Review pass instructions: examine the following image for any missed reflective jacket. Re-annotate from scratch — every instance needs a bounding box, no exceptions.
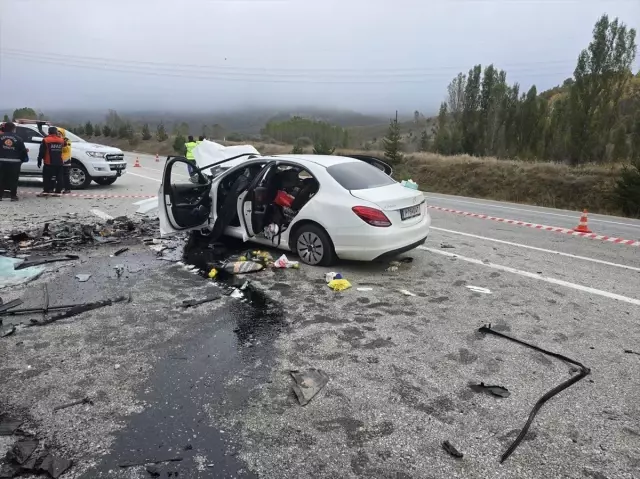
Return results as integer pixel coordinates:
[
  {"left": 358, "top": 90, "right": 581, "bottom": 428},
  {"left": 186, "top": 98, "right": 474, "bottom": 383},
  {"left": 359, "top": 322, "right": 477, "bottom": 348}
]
[
  {"left": 185, "top": 141, "right": 197, "bottom": 161},
  {"left": 0, "top": 132, "right": 29, "bottom": 163},
  {"left": 57, "top": 128, "right": 72, "bottom": 162},
  {"left": 38, "top": 134, "right": 65, "bottom": 166}
]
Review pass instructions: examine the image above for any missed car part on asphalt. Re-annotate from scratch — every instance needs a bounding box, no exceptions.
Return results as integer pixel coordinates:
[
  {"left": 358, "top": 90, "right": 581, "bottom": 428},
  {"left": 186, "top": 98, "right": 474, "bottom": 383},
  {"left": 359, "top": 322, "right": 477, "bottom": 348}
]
[
  {"left": 181, "top": 294, "right": 222, "bottom": 308},
  {"left": 0, "top": 299, "right": 23, "bottom": 314},
  {"left": 30, "top": 294, "right": 131, "bottom": 326},
  {"left": 15, "top": 255, "right": 79, "bottom": 270},
  {"left": 113, "top": 247, "right": 129, "bottom": 256},
  {"left": 74, "top": 274, "right": 91, "bottom": 282},
  {"left": 442, "top": 440, "right": 463, "bottom": 458},
  {"left": 440, "top": 242, "right": 455, "bottom": 248},
  {"left": 0, "top": 325, "right": 16, "bottom": 338},
  {"left": 290, "top": 369, "right": 329, "bottom": 406},
  {"left": 53, "top": 397, "right": 93, "bottom": 412},
  {"left": 624, "top": 349, "right": 640, "bottom": 356},
  {"left": 0, "top": 257, "right": 45, "bottom": 289},
  {"left": 468, "top": 382, "right": 511, "bottom": 398},
  {"left": 7, "top": 439, "right": 39, "bottom": 465},
  {"left": 466, "top": 285, "right": 492, "bottom": 294},
  {"left": 399, "top": 289, "right": 416, "bottom": 297},
  {"left": 478, "top": 324, "right": 591, "bottom": 463},
  {"left": 0, "top": 415, "right": 22, "bottom": 436},
  {"left": 118, "top": 457, "right": 183, "bottom": 468}
]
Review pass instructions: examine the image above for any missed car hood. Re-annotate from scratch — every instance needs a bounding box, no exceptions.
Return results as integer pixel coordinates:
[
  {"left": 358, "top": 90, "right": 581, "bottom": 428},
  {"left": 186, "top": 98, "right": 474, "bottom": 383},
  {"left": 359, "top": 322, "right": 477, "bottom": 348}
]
[
  {"left": 351, "top": 183, "right": 425, "bottom": 211},
  {"left": 194, "top": 140, "right": 260, "bottom": 172},
  {"left": 74, "top": 142, "right": 123, "bottom": 154}
]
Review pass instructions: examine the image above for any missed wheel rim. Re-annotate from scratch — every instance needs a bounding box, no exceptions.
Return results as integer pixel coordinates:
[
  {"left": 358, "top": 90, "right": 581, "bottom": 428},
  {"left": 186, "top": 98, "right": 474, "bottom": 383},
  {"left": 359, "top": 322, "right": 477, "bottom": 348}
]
[
  {"left": 297, "top": 231, "right": 324, "bottom": 265},
  {"left": 69, "top": 167, "right": 86, "bottom": 187}
]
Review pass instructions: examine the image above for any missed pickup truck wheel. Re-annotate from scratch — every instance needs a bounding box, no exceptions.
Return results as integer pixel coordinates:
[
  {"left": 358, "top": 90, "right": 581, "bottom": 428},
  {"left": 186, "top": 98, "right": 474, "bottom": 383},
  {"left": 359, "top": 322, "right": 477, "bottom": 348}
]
[
  {"left": 94, "top": 177, "right": 117, "bottom": 186},
  {"left": 69, "top": 161, "right": 92, "bottom": 189}
]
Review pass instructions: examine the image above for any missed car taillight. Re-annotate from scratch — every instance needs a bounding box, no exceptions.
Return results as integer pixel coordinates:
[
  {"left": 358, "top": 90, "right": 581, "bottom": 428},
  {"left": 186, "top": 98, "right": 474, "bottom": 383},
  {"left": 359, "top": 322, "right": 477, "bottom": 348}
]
[{"left": 352, "top": 206, "right": 391, "bottom": 227}]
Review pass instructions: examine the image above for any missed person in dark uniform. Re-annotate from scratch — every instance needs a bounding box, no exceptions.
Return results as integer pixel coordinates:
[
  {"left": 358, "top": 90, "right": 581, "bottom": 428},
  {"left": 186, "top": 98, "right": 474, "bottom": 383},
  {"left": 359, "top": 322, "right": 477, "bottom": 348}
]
[
  {"left": 0, "top": 122, "right": 29, "bottom": 201},
  {"left": 37, "top": 126, "right": 65, "bottom": 196}
]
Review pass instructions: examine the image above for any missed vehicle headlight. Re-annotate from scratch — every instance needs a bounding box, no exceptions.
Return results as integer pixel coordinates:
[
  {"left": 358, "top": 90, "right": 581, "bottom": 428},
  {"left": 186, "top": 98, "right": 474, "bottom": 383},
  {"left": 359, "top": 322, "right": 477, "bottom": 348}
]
[{"left": 86, "top": 151, "right": 106, "bottom": 158}]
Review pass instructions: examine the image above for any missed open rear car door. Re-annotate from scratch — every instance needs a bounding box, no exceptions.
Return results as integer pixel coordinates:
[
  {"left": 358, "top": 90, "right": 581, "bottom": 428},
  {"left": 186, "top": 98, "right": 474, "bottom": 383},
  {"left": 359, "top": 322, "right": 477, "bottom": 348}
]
[
  {"left": 237, "top": 162, "right": 276, "bottom": 241},
  {"left": 158, "top": 157, "right": 213, "bottom": 235},
  {"left": 346, "top": 154, "right": 393, "bottom": 177}
]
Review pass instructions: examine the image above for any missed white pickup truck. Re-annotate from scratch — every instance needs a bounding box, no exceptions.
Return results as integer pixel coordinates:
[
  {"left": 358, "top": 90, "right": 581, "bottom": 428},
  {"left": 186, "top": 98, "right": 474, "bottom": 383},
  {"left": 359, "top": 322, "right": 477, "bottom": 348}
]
[{"left": 6, "top": 119, "right": 128, "bottom": 189}]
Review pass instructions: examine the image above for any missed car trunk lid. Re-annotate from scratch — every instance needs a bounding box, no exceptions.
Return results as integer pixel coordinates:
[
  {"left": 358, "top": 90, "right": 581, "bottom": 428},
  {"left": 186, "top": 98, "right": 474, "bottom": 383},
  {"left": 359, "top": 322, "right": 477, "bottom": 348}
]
[{"left": 350, "top": 184, "right": 426, "bottom": 227}]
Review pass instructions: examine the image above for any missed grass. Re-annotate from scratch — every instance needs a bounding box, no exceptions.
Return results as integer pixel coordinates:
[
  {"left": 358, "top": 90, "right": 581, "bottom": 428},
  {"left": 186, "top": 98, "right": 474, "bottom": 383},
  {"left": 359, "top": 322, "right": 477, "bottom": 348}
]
[{"left": 95, "top": 136, "right": 626, "bottom": 216}]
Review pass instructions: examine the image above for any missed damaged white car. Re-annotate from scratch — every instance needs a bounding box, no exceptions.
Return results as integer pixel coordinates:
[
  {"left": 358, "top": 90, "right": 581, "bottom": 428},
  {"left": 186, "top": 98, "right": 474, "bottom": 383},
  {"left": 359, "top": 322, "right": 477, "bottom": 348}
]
[{"left": 157, "top": 141, "right": 431, "bottom": 266}]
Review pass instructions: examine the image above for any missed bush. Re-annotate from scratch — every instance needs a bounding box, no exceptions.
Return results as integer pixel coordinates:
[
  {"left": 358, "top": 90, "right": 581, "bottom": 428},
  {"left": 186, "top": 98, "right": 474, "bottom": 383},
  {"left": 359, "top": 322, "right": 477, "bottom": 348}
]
[
  {"left": 128, "top": 134, "right": 141, "bottom": 147},
  {"left": 614, "top": 159, "right": 640, "bottom": 217},
  {"left": 312, "top": 139, "right": 335, "bottom": 155},
  {"left": 226, "top": 132, "right": 243, "bottom": 142},
  {"left": 291, "top": 144, "right": 304, "bottom": 154},
  {"left": 173, "top": 134, "right": 186, "bottom": 154}
]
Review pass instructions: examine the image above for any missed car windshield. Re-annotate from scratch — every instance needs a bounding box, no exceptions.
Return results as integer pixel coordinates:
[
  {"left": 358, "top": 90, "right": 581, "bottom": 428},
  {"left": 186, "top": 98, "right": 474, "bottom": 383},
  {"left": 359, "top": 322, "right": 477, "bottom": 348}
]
[
  {"left": 327, "top": 162, "right": 396, "bottom": 190},
  {"left": 62, "top": 130, "right": 86, "bottom": 143}
]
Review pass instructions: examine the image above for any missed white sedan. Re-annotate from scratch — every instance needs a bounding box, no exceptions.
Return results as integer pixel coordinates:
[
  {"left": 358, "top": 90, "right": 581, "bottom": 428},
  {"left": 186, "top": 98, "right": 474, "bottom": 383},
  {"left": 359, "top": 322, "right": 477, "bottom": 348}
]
[{"left": 158, "top": 144, "right": 431, "bottom": 266}]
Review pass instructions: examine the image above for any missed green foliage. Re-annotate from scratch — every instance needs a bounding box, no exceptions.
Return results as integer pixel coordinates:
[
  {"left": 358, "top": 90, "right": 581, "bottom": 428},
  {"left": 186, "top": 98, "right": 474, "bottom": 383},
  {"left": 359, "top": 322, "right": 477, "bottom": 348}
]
[
  {"left": 105, "top": 109, "right": 123, "bottom": 129},
  {"left": 173, "top": 134, "right": 187, "bottom": 154},
  {"left": 102, "top": 125, "right": 112, "bottom": 137},
  {"left": 419, "top": 130, "right": 430, "bottom": 152},
  {"left": 93, "top": 124, "right": 102, "bottom": 137},
  {"left": 84, "top": 121, "right": 94, "bottom": 137},
  {"left": 142, "top": 123, "right": 152, "bottom": 141},
  {"left": 12, "top": 107, "right": 37, "bottom": 120},
  {"left": 262, "top": 116, "right": 347, "bottom": 148},
  {"left": 3, "top": 114, "right": 10, "bottom": 122},
  {"left": 291, "top": 143, "right": 304, "bottom": 154},
  {"left": 226, "top": 132, "right": 243, "bottom": 142},
  {"left": 383, "top": 112, "right": 403, "bottom": 164},
  {"left": 74, "top": 125, "right": 85, "bottom": 136},
  {"left": 614, "top": 158, "right": 640, "bottom": 216},
  {"left": 312, "top": 139, "right": 335, "bottom": 155},
  {"left": 156, "top": 122, "right": 168, "bottom": 142}
]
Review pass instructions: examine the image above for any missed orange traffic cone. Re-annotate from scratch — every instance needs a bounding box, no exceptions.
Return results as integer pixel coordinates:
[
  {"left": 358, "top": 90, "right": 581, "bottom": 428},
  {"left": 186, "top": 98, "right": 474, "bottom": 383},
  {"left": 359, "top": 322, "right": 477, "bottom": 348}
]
[
  {"left": 133, "top": 157, "right": 141, "bottom": 168},
  {"left": 155, "top": 154, "right": 159, "bottom": 162},
  {"left": 574, "top": 209, "right": 592, "bottom": 233}
]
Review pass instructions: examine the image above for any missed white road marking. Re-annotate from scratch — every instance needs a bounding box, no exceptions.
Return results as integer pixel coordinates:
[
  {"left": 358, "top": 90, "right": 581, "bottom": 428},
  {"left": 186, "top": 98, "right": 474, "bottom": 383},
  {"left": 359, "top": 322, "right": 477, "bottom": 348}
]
[
  {"left": 90, "top": 209, "right": 114, "bottom": 220},
  {"left": 419, "top": 246, "right": 640, "bottom": 307},
  {"left": 430, "top": 226, "right": 640, "bottom": 273},
  {"left": 126, "top": 171, "right": 162, "bottom": 183},
  {"left": 426, "top": 195, "right": 640, "bottom": 229}
]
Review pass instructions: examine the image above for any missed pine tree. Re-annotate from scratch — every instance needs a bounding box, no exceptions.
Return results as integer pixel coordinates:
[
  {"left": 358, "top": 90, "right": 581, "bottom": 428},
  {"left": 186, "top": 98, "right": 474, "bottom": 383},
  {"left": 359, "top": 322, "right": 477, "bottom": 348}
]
[
  {"left": 102, "top": 125, "right": 112, "bottom": 137},
  {"left": 93, "top": 124, "right": 102, "bottom": 137},
  {"left": 84, "top": 121, "right": 94, "bottom": 137},
  {"left": 173, "top": 134, "right": 186, "bottom": 154},
  {"left": 419, "top": 130, "right": 429, "bottom": 152},
  {"left": 2, "top": 114, "right": 9, "bottom": 122},
  {"left": 156, "top": 122, "right": 168, "bottom": 142},
  {"left": 382, "top": 111, "right": 403, "bottom": 164},
  {"left": 142, "top": 123, "right": 152, "bottom": 141},
  {"left": 433, "top": 103, "right": 451, "bottom": 154},
  {"left": 312, "top": 139, "right": 335, "bottom": 155}
]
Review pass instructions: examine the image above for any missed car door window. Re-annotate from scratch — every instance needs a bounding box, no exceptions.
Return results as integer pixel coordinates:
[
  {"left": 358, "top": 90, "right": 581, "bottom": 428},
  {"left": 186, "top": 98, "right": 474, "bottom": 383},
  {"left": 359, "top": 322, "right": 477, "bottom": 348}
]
[
  {"left": 162, "top": 158, "right": 212, "bottom": 230},
  {"left": 15, "top": 126, "right": 42, "bottom": 143}
]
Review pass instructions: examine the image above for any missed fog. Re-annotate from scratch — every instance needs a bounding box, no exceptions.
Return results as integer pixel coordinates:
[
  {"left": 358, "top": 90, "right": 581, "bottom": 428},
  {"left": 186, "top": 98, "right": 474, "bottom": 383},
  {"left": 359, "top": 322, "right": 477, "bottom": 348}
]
[{"left": 1, "top": 0, "right": 638, "bottom": 115}]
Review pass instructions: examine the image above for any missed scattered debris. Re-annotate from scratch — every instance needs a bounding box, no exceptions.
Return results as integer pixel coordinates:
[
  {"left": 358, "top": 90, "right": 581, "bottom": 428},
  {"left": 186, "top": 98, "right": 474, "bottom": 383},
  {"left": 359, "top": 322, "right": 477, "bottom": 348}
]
[
  {"left": 31, "top": 294, "right": 131, "bottom": 326},
  {"left": 478, "top": 324, "right": 590, "bottom": 463},
  {"left": 0, "top": 325, "right": 16, "bottom": 337},
  {"left": 2, "top": 439, "right": 73, "bottom": 479},
  {"left": 399, "top": 257, "right": 414, "bottom": 263},
  {"left": 0, "top": 257, "right": 45, "bottom": 289},
  {"left": 53, "top": 397, "right": 93, "bottom": 412},
  {"left": 0, "top": 415, "right": 22, "bottom": 435},
  {"left": 442, "top": 440, "right": 463, "bottom": 458},
  {"left": 469, "top": 382, "right": 511, "bottom": 398},
  {"left": 146, "top": 465, "right": 161, "bottom": 477},
  {"left": 440, "top": 243, "right": 455, "bottom": 249},
  {"left": 119, "top": 457, "right": 183, "bottom": 468},
  {"left": 385, "top": 262, "right": 399, "bottom": 272},
  {"left": 114, "top": 264, "right": 125, "bottom": 278},
  {"left": 222, "top": 261, "right": 264, "bottom": 274},
  {"left": 112, "top": 247, "right": 129, "bottom": 257},
  {"left": 37, "top": 454, "right": 73, "bottom": 478},
  {"left": 356, "top": 287, "right": 373, "bottom": 292},
  {"left": 466, "top": 285, "right": 492, "bottom": 294},
  {"left": 273, "top": 254, "right": 299, "bottom": 269},
  {"left": 7, "top": 439, "right": 39, "bottom": 465},
  {"left": 328, "top": 279, "right": 351, "bottom": 291},
  {"left": 229, "top": 289, "right": 244, "bottom": 299},
  {"left": 15, "top": 255, "right": 78, "bottom": 270},
  {"left": 181, "top": 294, "right": 221, "bottom": 308},
  {"left": 208, "top": 268, "right": 218, "bottom": 279},
  {"left": 401, "top": 179, "right": 418, "bottom": 190},
  {"left": 624, "top": 349, "right": 640, "bottom": 356},
  {"left": 290, "top": 369, "right": 329, "bottom": 406},
  {"left": 0, "top": 298, "right": 23, "bottom": 314},
  {"left": 75, "top": 274, "right": 91, "bottom": 282},
  {"left": 399, "top": 289, "right": 416, "bottom": 297},
  {"left": 325, "top": 272, "right": 342, "bottom": 283}
]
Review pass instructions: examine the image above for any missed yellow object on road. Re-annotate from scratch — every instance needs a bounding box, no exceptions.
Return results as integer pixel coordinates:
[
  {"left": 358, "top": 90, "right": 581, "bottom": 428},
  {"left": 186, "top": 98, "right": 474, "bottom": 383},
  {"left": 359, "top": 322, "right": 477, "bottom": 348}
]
[
  {"left": 327, "top": 279, "right": 351, "bottom": 291},
  {"left": 208, "top": 268, "right": 218, "bottom": 279}
]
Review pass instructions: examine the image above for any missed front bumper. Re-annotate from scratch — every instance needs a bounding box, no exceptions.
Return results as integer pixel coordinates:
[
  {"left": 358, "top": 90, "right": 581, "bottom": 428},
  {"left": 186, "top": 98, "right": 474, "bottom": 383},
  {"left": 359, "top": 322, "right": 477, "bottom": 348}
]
[{"left": 85, "top": 160, "right": 127, "bottom": 177}]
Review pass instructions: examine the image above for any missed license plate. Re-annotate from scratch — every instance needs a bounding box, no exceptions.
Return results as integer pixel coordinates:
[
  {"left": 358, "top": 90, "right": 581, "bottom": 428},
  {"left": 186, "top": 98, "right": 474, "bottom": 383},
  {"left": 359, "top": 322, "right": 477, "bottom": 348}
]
[
  {"left": 111, "top": 164, "right": 126, "bottom": 170},
  {"left": 400, "top": 204, "right": 421, "bottom": 220}
]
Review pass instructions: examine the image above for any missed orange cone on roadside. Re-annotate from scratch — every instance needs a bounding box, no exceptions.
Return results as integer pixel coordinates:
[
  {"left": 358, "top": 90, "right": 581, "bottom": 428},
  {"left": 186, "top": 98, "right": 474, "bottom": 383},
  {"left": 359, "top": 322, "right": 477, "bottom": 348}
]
[
  {"left": 155, "top": 154, "right": 159, "bottom": 162},
  {"left": 133, "top": 157, "right": 141, "bottom": 168},
  {"left": 574, "top": 209, "right": 592, "bottom": 233}
]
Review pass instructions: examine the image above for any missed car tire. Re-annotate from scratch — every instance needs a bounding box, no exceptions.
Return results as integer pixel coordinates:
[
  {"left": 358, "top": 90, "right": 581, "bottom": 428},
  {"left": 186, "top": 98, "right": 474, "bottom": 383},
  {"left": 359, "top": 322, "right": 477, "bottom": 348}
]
[
  {"left": 69, "top": 161, "right": 92, "bottom": 189},
  {"left": 94, "top": 177, "right": 118, "bottom": 186},
  {"left": 291, "top": 224, "right": 335, "bottom": 266}
]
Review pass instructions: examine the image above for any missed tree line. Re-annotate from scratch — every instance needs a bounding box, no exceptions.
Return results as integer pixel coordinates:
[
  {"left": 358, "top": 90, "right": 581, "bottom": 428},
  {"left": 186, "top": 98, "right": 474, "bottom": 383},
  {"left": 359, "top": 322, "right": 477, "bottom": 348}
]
[
  {"left": 261, "top": 116, "right": 350, "bottom": 149},
  {"left": 431, "top": 14, "right": 639, "bottom": 164}
]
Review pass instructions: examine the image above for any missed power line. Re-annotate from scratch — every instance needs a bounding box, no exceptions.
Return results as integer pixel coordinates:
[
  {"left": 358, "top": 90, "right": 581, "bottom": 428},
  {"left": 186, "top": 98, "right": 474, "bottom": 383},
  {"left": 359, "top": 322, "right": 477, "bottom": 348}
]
[{"left": 0, "top": 48, "right": 577, "bottom": 75}]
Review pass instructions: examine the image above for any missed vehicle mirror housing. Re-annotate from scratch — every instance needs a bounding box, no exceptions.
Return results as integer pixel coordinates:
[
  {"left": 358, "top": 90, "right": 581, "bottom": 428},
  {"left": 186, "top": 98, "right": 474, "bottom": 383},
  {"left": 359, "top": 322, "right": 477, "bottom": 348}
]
[{"left": 254, "top": 186, "right": 269, "bottom": 204}]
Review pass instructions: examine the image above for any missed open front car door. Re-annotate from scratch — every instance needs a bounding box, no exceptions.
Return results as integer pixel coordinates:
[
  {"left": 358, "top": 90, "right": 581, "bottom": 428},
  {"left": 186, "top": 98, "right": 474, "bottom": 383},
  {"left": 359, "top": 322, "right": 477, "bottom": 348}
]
[
  {"left": 158, "top": 157, "right": 213, "bottom": 236},
  {"left": 237, "top": 162, "right": 276, "bottom": 241}
]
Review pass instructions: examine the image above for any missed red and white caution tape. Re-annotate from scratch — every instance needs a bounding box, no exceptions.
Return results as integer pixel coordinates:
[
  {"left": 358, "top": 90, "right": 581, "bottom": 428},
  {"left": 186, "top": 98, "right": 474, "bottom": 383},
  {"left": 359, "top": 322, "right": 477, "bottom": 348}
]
[
  {"left": 427, "top": 205, "right": 640, "bottom": 247},
  {"left": 20, "top": 191, "right": 157, "bottom": 199}
]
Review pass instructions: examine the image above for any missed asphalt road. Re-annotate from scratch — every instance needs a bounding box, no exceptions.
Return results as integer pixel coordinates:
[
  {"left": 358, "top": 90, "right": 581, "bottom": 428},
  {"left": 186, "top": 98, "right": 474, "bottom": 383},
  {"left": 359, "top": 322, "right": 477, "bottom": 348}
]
[{"left": 2, "top": 151, "right": 638, "bottom": 478}]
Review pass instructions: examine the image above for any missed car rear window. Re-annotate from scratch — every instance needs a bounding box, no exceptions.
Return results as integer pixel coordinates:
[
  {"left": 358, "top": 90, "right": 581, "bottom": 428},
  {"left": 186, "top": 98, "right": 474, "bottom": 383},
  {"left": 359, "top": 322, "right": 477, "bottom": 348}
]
[{"left": 327, "top": 162, "right": 396, "bottom": 190}]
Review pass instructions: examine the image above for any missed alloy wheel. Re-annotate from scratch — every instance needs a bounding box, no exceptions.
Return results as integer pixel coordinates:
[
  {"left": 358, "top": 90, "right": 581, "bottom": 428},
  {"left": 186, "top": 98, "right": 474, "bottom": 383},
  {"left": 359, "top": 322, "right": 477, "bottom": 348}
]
[{"left": 296, "top": 231, "right": 324, "bottom": 265}]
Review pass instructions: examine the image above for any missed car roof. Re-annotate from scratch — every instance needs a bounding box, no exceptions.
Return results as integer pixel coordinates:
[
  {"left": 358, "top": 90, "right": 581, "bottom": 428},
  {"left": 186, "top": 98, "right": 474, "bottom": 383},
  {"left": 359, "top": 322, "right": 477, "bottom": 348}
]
[{"left": 270, "top": 154, "right": 359, "bottom": 168}]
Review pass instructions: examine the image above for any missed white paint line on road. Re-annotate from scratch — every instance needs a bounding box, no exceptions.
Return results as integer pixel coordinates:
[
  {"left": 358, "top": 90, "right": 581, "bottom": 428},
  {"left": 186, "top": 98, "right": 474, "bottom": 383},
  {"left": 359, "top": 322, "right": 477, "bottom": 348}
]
[
  {"left": 431, "top": 226, "right": 640, "bottom": 273},
  {"left": 419, "top": 246, "right": 640, "bottom": 307},
  {"left": 427, "top": 195, "right": 640, "bottom": 229},
  {"left": 90, "top": 209, "right": 114, "bottom": 221},
  {"left": 126, "top": 171, "right": 162, "bottom": 183}
]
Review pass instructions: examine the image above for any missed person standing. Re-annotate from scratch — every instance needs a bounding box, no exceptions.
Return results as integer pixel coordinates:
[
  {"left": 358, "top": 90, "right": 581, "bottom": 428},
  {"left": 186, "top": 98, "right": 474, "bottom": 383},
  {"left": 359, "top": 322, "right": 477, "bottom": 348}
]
[
  {"left": 57, "top": 127, "right": 72, "bottom": 193},
  {"left": 184, "top": 135, "right": 198, "bottom": 177},
  {"left": 0, "top": 122, "right": 29, "bottom": 201},
  {"left": 37, "top": 126, "right": 65, "bottom": 196}
]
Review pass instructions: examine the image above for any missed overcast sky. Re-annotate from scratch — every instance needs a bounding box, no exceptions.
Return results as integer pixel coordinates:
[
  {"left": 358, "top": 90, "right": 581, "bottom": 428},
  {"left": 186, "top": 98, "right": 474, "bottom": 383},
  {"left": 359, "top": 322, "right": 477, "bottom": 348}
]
[{"left": 0, "top": 0, "right": 638, "bottom": 115}]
